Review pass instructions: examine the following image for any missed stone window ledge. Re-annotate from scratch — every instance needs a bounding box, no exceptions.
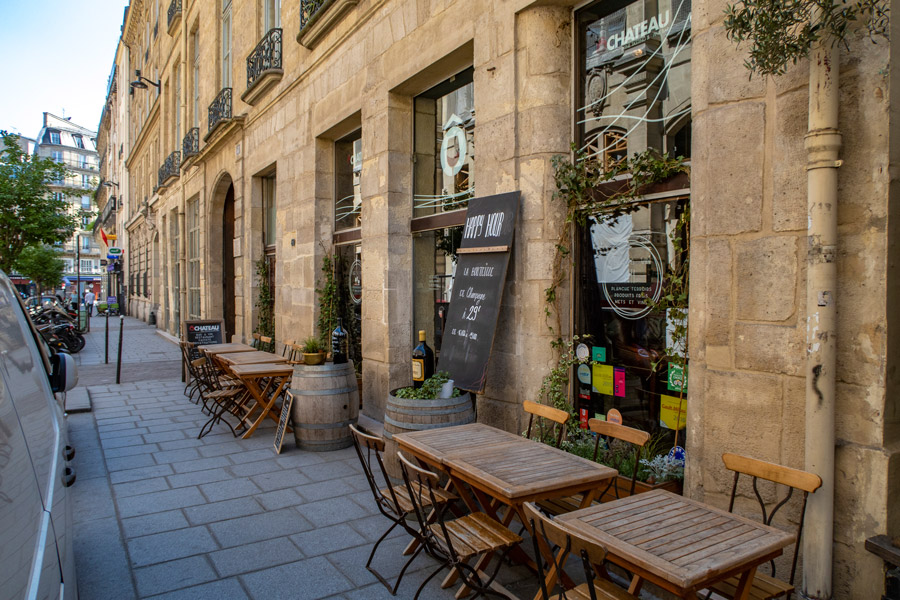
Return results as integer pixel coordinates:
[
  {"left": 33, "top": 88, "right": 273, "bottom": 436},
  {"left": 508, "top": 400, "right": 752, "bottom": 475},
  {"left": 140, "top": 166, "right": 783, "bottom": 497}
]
[
  {"left": 297, "top": 0, "right": 359, "bottom": 50},
  {"left": 241, "top": 70, "right": 283, "bottom": 105}
]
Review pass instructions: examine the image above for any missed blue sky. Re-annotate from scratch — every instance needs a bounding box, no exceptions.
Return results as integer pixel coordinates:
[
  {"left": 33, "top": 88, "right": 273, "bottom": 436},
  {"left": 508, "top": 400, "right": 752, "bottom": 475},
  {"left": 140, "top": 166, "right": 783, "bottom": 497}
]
[{"left": 0, "top": 0, "right": 128, "bottom": 138}]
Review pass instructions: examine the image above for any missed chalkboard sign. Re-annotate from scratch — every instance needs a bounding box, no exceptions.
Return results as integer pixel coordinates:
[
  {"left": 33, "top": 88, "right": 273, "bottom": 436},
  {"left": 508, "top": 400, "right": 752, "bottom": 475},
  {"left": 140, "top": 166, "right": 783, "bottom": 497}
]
[
  {"left": 438, "top": 192, "right": 519, "bottom": 393},
  {"left": 274, "top": 391, "right": 294, "bottom": 454},
  {"left": 181, "top": 320, "right": 225, "bottom": 381}
]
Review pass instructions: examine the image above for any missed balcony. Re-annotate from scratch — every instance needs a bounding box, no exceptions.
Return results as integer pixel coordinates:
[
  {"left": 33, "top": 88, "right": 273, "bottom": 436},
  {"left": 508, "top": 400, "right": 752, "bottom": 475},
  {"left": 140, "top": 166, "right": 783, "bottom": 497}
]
[
  {"left": 298, "top": 0, "right": 358, "bottom": 49},
  {"left": 158, "top": 151, "right": 181, "bottom": 189},
  {"left": 182, "top": 127, "right": 200, "bottom": 163},
  {"left": 167, "top": 0, "right": 182, "bottom": 35},
  {"left": 242, "top": 28, "right": 283, "bottom": 106},
  {"left": 206, "top": 88, "right": 233, "bottom": 141}
]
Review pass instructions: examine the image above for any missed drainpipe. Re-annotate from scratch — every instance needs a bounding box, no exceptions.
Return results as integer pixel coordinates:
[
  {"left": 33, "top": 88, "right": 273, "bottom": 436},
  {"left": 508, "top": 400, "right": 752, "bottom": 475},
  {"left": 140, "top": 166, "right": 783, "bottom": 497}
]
[{"left": 802, "top": 20, "right": 841, "bottom": 600}]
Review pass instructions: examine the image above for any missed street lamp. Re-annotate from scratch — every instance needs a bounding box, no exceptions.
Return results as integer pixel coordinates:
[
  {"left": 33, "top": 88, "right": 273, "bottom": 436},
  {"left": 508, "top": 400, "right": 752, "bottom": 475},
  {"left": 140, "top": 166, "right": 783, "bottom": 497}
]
[{"left": 130, "top": 69, "right": 160, "bottom": 91}]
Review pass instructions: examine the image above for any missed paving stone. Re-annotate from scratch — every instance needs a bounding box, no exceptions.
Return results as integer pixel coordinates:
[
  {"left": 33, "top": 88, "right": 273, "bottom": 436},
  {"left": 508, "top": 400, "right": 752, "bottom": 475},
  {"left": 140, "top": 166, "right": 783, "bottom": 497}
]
[
  {"left": 240, "top": 556, "right": 355, "bottom": 600},
  {"left": 72, "top": 476, "right": 116, "bottom": 523},
  {"left": 200, "top": 477, "right": 263, "bottom": 502},
  {"left": 122, "top": 510, "right": 191, "bottom": 539},
  {"left": 99, "top": 421, "right": 147, "bottom": 433},
  {"left": 113, "top": 476, "right": 171, "bottom": 498},
  {"left": 227, "top": 457, "right": 284, "bottom": 478},
  {"left": 249, "top": 469, "right": 312, "bottom": 492},
  {"left": 184, "top": 496, "right": 264, "bottom": 525},
  {"left": 105, "top": 444, "right": 161, "bottom": 459},
  {"left": 144, "top": 577, "right": 250, "bottom": 600},
  {"left": 197, "top": 441, "right": 245, "bottom": 458},
  {"left": 255, "top": 488, "right": 303, "bottom": 511},
  {"left": 109, "top": 464, "right": 175, "bottom": 485},
  {"left": 102, "top": 435, "right": 145, "bottom": 450},
  {"left": 107, "top": 452, "right": 158, "bottom": 472},
  {"left": 230, "top": 448, "right": 279, "bottom": 464},
  {"left": 167, "top": 467, "right": 233, "bottom": 489},
  {"left": 274, "top": 451, "right": 327, "bottom": 469},
  {"left": 295, "top": 478, "right": 359, "bottom": 503},
  {"left": 323, "top": 536, "right": 415, "bottom": 588},
  {"left": 74, "top": 517, "right": 137, "bottom": 600},
  {"left": 296, "top": 460, "right": 358, "bottom": 483},
  {"left": 171, "top": 456, "right": 232, "bottom": 473},
  {"left": 348, "top": 514, "right": 409, "bottom": 544},
  {"left": 209, "top": 537, "right": 304, "bottom": 577},
  {"left": 209, "top": 508, "right": 313, "bottom": 549},
  {"left": 290, "top": 523, "right": 369, "bottom": 558},
  {"left": 117, "top": 486, "right": 208, "bottom": 518},
  {"left": 134, "top": 555, "right": 219, "bottom": 597},
  {"left": 153, "top": 447, "right": 203, "bottom": 464},
  {"left": 128, "top": 526, "right": 220, "bottom": 567},
  {"left": 145, "top": 421, "right": 197, "bottom": 434},
  {"left": 296, "top": 495, "right": 372, "bottom": 528},
  {"left": 143, "top": 430, "right": 190, "bottom": 444},
  {"left": 157, "top": 437, "right": 206, "bottom": 451}
]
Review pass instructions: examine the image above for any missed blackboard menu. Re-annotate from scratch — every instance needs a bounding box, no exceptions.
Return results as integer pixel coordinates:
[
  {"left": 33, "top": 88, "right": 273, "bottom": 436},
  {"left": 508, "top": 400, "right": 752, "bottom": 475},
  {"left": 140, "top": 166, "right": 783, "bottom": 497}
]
[
  {"left": 182, "top": 319, "right": 225, "bottom": 362},
  {"left": 438, "top": 192, "right": 519, "bottom": 393}
]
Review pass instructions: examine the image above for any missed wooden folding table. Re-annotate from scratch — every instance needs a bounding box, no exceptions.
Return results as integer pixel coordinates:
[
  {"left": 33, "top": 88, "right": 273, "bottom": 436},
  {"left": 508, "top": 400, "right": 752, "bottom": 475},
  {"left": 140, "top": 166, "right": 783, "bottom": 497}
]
[
  {"left": 556, "top": 490, "right": 796, "bottom": 600},
  {"left": 227, "top": 362, "right": 294, "bottom": 439}
]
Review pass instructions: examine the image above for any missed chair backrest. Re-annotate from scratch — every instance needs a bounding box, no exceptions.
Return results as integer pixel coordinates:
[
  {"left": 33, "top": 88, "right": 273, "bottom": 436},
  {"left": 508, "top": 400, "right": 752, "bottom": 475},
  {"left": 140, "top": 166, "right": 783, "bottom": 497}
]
[
  {"left": 281, "top": 339, "right": 295, "bottom": 358},
  {"left": 523, "top": 502, "right": 609, "bottom": 600},
  {"left": 251, "top": 332, "right": 261, "bottom": 348},
  {"left": 722, "top": 452, "right": 822, "bottom": 586},
  {"left": 259, "top": 335, "right": 274, "bottom": 353},
  {"left": 588, "top": 418, "right": 650, "bottom": 498},
  {"left": 397, "top": 451, "right": 458, "bottom": 557},
  {"left": 349, "top": 424, "right": 404, "bottom": 518},
  {"left": 524, "top": 400, "right": 570, "bottom": 448}
]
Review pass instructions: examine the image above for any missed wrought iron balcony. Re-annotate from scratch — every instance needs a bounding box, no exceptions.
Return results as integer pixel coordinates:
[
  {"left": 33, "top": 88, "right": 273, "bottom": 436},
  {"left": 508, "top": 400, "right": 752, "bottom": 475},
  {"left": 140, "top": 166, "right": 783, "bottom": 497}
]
[
  {"left": 158, "top": 151, "right": 181, "bottom": 187},
  {"left": 167, "top": 0, "right": 182, "bottom": 30},
  {"left": 208, "top": 88, "right": 233, "bottom": 135},
  {"left": 300, "top": 0, "right": 327, "bottom": 29},
  {"left": 182, "top": 128, "right": 199, "bottom": 160},
  {"left": 247, "top": 28, "right": 283, "bottom": 90}
]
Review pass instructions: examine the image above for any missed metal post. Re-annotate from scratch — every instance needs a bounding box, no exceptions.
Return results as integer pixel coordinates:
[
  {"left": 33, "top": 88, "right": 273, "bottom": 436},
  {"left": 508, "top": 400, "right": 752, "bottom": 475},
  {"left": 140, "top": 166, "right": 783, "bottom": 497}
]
[
  {"left": 116, "top": 315, "right": 124, "bottom": 384},
  {"left": 105, "top": 310, "right": 109, "bottom": 364},
  {"left": 76, "top": 232, "right": 82, "bottom": 331}
]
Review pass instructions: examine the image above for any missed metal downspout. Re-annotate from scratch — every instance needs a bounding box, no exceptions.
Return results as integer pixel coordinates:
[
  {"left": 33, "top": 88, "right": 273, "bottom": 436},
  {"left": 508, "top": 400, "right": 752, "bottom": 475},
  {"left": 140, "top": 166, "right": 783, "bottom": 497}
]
[{"left": 802, "top": 27, "right": 841, "bottom": 600}]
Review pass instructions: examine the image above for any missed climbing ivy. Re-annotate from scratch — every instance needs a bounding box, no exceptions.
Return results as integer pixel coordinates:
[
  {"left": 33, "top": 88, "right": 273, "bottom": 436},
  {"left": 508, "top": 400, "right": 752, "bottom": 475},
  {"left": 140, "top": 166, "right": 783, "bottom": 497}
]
[{"left": 254, "top": 256, "right": 275, "bottom": 338}]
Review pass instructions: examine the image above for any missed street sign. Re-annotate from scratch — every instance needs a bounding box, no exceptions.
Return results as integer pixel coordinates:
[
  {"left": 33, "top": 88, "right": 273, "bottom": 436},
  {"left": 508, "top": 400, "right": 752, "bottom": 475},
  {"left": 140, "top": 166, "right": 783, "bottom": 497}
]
[
  {"left": 107, "top": 234, "right": 117, "bottom": 240},
  {"left": 107, "top": 247, "right": 123, "bottom": 255}
]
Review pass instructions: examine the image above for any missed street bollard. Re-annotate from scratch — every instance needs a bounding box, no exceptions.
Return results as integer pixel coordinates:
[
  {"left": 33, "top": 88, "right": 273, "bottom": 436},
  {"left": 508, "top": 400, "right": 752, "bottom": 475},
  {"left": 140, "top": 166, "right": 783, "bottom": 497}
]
[
  {"left": 116, "top": 315, "right": 124, "bottom": 384},
  {"left": 105, "top": 311, "right": 109, "bottom": 364}
]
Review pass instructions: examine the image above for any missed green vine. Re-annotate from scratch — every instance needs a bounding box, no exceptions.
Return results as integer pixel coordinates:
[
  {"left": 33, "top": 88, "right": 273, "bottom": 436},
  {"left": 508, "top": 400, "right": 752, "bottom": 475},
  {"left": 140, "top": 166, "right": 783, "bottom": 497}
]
[
  {"left": 254, "top": 256, "right": 275, "bottom": 338},
  {"left": 316, "top": 249, "right": 339, "bottom": 348},
  {"left": 545, "top": 145, "right": 689, "bottom": 341},
  {"left": 724, "top": 0, "right": 889, "bottom": 76},
  {"left": 536, "top": 334, "right": 595, "bottom": 440}
]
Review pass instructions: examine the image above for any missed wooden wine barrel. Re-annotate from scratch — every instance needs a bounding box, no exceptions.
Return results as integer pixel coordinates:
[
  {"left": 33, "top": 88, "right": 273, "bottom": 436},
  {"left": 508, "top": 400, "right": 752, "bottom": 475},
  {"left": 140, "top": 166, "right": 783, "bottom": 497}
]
[
  {"left": 383, "top": 389, "right": 475, "bottom": 478},
  {"left": 290, "top": 361, "right": 359, "bottom": 451}
]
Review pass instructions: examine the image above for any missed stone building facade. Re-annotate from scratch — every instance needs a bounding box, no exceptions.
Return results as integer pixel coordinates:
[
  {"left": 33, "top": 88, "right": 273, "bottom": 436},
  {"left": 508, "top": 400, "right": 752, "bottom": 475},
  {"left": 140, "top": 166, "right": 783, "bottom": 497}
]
[{"left": 98, "top": 0, "right": 898, "bottom": 596}]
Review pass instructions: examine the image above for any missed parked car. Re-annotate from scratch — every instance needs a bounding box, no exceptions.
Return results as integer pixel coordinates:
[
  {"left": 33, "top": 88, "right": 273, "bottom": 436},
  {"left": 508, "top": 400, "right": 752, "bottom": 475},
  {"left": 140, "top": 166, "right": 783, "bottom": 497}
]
[{"left": 0, "top": 270, "right": 78, "bottom": 599}]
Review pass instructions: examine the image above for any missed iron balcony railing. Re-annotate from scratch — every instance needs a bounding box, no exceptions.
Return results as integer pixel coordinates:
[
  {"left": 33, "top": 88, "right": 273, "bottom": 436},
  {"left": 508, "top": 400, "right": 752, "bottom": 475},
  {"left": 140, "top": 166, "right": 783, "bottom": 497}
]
[
  {"left": 167, "top": 0, "right": 182, "bottom": 28},
  {"left": 208, "top": 88, "right": 233, "bottom": 133},
  {"left": 182, "top": 127, "right": 200, "bottom": 160},
  {"left": 300, "top": 0, "right": 327, "bottom": 29},
  {"left": 247, "top": 28, "right": 283, "bottom": 90},
  {"left": 158, "top": 151, "right": 181, "bottom": 187}
]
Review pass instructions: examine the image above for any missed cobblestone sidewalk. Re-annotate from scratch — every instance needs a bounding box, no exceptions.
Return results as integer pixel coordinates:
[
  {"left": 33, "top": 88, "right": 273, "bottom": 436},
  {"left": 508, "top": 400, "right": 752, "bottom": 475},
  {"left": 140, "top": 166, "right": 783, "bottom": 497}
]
[{"left": 67, "top": 317, "right": 539, "bottom": 599}]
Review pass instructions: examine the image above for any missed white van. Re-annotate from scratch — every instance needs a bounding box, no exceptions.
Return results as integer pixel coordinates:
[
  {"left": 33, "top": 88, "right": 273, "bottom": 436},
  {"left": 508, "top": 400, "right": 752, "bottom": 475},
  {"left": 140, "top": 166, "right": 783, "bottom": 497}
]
[{"left": 0, "top": 270, "right": 78, "bottom": 599}]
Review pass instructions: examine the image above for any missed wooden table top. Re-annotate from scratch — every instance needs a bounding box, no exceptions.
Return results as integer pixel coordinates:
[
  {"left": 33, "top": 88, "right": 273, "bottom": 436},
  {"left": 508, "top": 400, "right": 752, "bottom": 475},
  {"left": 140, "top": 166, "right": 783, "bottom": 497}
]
[
  {"left": 219, "top": 351, "right": 289, "bottom": 366},
  {"left": 200, "top": 343, "right": 255, "bottom": 354},
  {"left": 557, "top": 490, "right": 795, "bottom": 592},
  {"left": 396, "top": 423, "right": 617, "bottom": 502},
  {"left": 228, "top": 362, "right": 294, "bottom": 378}
]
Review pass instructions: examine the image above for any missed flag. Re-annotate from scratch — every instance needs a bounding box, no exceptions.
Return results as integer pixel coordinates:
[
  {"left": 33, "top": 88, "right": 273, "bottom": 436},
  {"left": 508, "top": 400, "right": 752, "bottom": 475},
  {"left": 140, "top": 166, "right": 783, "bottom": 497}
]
[{"left": 100, "top": 228, "right": 109, "bottom": 247}]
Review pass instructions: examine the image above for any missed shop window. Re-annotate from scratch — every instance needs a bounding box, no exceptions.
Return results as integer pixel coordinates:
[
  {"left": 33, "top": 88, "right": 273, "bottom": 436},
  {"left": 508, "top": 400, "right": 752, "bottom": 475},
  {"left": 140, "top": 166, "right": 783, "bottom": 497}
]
[
  {"left": 334, "top": 243, "right": 363, "bottom": 371},
  {"left": 573, "top": 0, "right": 691, "bottom": 435},
  {"left": 413, "top": 68, "right": 474, "bottom": 219},
  {"left": 261, "top": 172, "right": 276, "bottom": 327},
  {"left": 334, "top": 131, "right": 361, "bottom": 232},
  {"left": 411, "top": 68, "right": 473, "bottom": 355}
]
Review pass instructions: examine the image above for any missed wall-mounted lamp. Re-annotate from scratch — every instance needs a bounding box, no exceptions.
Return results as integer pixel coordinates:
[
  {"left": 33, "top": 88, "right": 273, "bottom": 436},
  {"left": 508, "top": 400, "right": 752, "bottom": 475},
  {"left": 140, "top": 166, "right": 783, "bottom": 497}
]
[
  {"left": 130, "top": 69, "right": 160, "bottom": 91},
  {"left": 102, "top": 180, "right": 119, "bottom": 188}
]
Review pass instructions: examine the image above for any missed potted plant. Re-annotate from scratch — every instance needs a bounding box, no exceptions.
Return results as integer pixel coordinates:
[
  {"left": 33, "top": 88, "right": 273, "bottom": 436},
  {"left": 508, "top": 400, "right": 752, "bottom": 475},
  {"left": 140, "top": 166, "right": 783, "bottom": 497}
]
[{"left": 301, "top": 336, "right": 326, "bottom": 365}]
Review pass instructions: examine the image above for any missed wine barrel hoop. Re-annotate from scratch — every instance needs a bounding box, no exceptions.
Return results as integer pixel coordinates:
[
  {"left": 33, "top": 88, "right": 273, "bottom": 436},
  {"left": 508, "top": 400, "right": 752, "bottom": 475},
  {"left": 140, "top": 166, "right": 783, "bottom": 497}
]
[
  {"left": 290, "top": 361, "right": 359, "bottom": 452},
  {"left": 383, "top": 414, "right": 474, "bottom": 437},
  {"left": 385, "top": 403, "right": 472, "bottom": 417}
]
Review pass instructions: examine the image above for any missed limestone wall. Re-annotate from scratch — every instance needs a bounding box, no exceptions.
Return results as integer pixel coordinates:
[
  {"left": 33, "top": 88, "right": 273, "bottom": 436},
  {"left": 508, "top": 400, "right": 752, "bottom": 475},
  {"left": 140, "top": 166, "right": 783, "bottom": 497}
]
[{"left": 690, "top": 0, "right": 898, "bottom": 595}]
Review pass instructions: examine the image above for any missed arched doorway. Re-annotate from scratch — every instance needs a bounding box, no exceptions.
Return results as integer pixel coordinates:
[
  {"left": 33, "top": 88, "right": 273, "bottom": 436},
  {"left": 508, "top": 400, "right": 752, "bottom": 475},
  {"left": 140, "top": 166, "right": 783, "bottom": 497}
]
[{"left": 222, "top": 184, "right": 235, "bottom": 341}]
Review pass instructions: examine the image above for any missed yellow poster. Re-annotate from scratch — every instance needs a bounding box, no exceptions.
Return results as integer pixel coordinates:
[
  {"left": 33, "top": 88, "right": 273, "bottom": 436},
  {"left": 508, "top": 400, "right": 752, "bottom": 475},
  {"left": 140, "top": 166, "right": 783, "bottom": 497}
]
[
  {"left": 592, "top": 364, "right": 614, "bottom": 395},
  {"left": 660, "top": 394, "right": 687, "bottom": 430}
]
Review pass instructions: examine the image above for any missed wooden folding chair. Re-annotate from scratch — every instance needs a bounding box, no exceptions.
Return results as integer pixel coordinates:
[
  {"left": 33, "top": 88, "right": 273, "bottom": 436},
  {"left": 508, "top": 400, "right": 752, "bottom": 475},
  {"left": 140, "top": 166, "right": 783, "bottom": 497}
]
[
  {"left": 540, "top": 419, "right": 649, "bottom": 517},
  {"left": 349, "top": 425, "right": 453, "bottom": 595},
  {"left": 705, "top": 454, "right": 822, "bottom": 600},
  {"left": 281, "top": 339, "right": 295, "bottom": 358},
  {"left": 523, "top": 502, "right": 637, "bottom": 600},
  {"left": 259, "top": 335, "right": 274, "bottom": 353},
  {"left": 398, "top": 452, "right": 521, "bottom": 600},
  {"left": 251, "top": 332, "right": 261, "bottom": 349},
  {"left": 524, "top": 400, "right": 570, "bottom": 448},
  {"left": 195, "top": 358, "right": 246, "bottom": 438},
  {"left": 179, "top": 341, "right": 202, "bottom": 401}
]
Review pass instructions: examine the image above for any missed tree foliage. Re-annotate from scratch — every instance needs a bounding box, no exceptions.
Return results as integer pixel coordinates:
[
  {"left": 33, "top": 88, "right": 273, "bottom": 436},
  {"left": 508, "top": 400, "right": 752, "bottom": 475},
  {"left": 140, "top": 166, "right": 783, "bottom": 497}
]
[
  {"left": 15, "top": 245, "right": 64, "bottom": 293},
  {"left": 724, "top": 0, "right": 889, "bottom": 76},
  {"left": 0, "top": 131, "right": 77, "bottom": 272}
]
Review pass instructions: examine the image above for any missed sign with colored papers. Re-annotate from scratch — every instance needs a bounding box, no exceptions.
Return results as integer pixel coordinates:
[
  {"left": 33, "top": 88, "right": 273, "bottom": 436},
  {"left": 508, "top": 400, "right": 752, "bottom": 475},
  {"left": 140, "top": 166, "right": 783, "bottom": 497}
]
[{"left": 660, "top": 394, "right": 687, "bottom": 430}]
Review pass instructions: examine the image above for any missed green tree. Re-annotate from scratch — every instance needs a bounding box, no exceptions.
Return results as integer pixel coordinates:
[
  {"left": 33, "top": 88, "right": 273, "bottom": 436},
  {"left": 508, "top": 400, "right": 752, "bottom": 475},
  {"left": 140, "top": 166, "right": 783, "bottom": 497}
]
[
  {"left": 0, "top": 131, "right": 77, "bottom": 272},
  {"left": 15, "top": 245, "right": 64, "bottom": 294}
]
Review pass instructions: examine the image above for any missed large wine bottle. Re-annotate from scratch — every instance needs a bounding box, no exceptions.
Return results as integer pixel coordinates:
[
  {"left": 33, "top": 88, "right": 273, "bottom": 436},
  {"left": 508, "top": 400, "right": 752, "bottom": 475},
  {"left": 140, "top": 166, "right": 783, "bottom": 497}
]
[{"left": 412, "top": 329, "right": 435, "bottom": 388}]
